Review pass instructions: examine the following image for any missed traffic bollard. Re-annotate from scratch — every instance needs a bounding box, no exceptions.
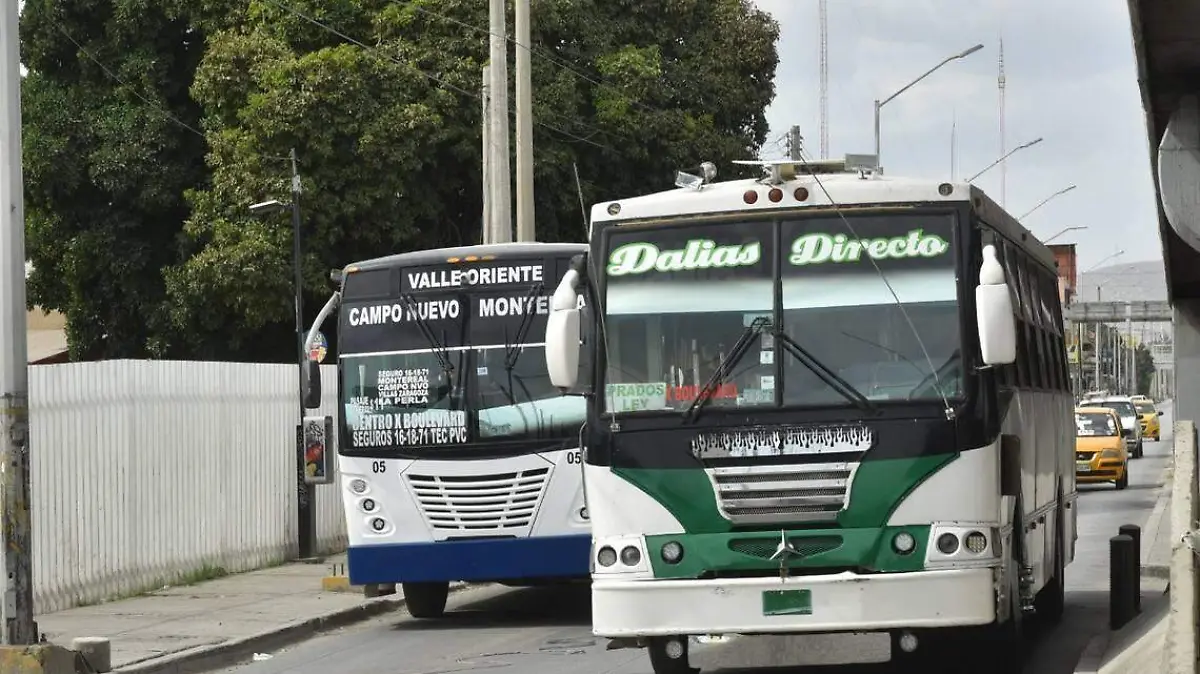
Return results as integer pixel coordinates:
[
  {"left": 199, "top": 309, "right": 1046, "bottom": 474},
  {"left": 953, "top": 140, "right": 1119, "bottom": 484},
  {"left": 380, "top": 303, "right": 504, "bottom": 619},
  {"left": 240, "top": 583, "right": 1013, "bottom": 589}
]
[
  {"left": 1110, "top": 534, "right": 1136, "bottom": 630},
  {"left": 1118, "top": 524, "right": 1141, "bottom": 613}
]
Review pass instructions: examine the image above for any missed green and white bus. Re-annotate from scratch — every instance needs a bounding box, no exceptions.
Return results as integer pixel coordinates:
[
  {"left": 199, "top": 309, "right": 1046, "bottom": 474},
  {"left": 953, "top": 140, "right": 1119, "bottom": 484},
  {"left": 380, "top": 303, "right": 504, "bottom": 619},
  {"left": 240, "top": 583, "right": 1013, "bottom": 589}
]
[{"left": 543, "top": 158, "right": 1076, "bottom": 672}]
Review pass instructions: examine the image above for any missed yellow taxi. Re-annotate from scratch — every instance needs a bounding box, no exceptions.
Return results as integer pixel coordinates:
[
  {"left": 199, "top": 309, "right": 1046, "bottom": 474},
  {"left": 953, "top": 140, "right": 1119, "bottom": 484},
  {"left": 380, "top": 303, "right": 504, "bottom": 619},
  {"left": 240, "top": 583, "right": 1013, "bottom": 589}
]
[
  {"left": 1133, "top": 398, "right": 1161, "bottom": 441},
  {"left": 1075, "top": 406, "right": 1129, "bottom": 489}
]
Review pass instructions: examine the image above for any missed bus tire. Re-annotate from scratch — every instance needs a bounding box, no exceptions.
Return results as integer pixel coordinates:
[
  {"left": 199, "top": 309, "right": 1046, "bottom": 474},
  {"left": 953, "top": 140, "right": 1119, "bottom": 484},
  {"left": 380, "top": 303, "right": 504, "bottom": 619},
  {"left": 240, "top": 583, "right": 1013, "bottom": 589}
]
[
  {"left": 402, "top": 581, "right": 449, "bottom": 618},
  {"left": 647, "top": 636, "right": 699, "bottom": 674},
  {"left": 1035, "top": 504, "right": 1066, "bottom": 624},
  {"left": 984, "top": 509, "right": 1026, "bottom": 673}
]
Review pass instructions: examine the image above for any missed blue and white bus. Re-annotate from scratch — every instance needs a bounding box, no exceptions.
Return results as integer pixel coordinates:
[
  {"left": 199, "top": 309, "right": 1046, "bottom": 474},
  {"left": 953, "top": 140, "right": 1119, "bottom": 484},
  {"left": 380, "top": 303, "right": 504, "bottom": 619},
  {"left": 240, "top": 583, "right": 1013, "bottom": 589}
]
[{"left": 304, "top": 242, "right": 591, "bottom": 617}]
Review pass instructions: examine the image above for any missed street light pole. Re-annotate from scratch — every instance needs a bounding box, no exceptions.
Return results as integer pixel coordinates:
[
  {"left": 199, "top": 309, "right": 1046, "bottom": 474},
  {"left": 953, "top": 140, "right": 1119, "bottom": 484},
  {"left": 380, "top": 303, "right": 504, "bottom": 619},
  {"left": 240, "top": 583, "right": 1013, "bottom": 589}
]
[
  {"left": 1018, "top": 184, "right": 1077, "bottom": 221},
  {"left": 874, "top": 43, "right": 984, "bottom": 170},
  {"left": 965, "top": 137, "right": 1044, "bottom": 182},
  {"left": 1043, "top": 225, "right": 1087, "bottom": 244},
  {"left": 250, "top": 151, "right": 316, "bottom": 561}
]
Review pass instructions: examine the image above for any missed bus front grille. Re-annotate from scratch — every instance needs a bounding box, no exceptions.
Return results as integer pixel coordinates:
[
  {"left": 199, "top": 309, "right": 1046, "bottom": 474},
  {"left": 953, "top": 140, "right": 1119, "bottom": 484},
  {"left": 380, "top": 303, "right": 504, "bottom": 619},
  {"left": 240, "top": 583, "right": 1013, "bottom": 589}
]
[
  {"left": 728, "top": 535, "right": 843, "bottom": 559},
  {"left": 709, "top": 463, "right": 856, "bottom": 525},
  {"left": 407, "top": 467, "right": 551, "bottom": 532}
]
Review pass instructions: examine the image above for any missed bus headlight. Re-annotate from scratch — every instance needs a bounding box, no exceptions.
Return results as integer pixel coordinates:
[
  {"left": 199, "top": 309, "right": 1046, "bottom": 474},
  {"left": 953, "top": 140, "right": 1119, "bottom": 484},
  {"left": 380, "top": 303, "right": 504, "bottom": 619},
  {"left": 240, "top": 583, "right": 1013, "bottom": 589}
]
[
  {"left": 350, "top": 479, "right": 368, "bottom": 494},
  {"left": 965, "top": 531, "right": 989, "bottom": 554},
  {"left": 936, "top": 533, "right": 959, "bottom": 554},
  {"left": 370, "top": 517, "right": 387, "bottom": 532},
  {"left": 360, "top": 498, "right": 377, "bottom": 513},
  {"left": 891, "top": 532, "right": 916, "bottom": 555},
  {"left": 597, "top": 546, "right": 618, "bottom": 567},
  {"left": 661, "top": 541, "right": 684, "bottom": 564},
  {"left": 620, "top": 546, "right": 642, "bottom": 566}
]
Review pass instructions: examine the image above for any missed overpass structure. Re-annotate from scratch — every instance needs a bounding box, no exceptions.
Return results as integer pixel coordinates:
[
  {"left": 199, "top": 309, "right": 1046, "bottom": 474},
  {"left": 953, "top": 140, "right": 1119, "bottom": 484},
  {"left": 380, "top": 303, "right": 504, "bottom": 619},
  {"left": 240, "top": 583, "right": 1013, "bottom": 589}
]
[
  {"left": 1127, "top": 2, "right": 1200, "bottom": 416},
  {"left": 1065, "top": 300, "right": 1171, "bottom": 322}
]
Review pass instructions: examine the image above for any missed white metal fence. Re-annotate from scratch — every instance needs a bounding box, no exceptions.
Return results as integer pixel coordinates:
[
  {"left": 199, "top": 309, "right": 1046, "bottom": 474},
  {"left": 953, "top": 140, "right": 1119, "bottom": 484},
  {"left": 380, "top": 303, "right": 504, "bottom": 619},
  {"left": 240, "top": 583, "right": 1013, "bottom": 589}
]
[{"left": 29, "top": 360, "right": 347, "bottom": 615}]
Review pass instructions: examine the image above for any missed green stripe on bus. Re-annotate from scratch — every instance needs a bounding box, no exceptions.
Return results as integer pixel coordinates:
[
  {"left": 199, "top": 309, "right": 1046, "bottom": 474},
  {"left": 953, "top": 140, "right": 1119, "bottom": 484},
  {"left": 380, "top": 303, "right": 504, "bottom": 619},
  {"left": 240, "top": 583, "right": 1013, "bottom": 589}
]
[
  {"left": 611, "top": 453, "right": 957, "bottom": 534},
  {"left": 644, "top": 525, "right": 931, "bottom": 579}
]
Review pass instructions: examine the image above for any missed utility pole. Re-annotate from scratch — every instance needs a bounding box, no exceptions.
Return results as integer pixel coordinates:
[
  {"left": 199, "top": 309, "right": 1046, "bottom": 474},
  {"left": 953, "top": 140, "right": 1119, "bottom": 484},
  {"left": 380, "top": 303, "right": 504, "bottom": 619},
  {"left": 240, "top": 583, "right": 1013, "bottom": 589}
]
[
  {"left": 997, "top": 37, "right": 1007, "bottom": 205},
  {"left": 788, "top": 126, "right": 803, "bottom": 161},
  {"left": 290, "top": 149, "right": 315, "bottom": 560},
  {"left": 481, "top": 65, "right": 492, "bottom": 243},
  {"left": 818, "top": 0, "right": 829, "bottom": 159},
  {"left": 1126, "top": 303, "right": 1135, "bottom": 394},
  {"left": 514, "top": 0, "right": 535, "bottom": 242},
  {"left": 0, "top": 0, "right": 36, "bottom": 643},
  {"left": 487, "top": 0, "right": 513, "bottom": 243}
]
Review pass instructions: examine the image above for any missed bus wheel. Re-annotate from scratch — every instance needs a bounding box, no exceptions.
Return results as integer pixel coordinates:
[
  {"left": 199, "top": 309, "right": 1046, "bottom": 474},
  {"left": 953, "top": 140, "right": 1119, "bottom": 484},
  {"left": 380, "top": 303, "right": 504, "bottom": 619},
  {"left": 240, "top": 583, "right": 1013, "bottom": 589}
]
[
  {"left": 648, "top": 636, "right": 699, "bottom": 674},
  {"left": 1034, "top": 505, "right": 1066, "bottom": 624},
  {"left": 402, "top": 581, "right": 449, "bottom": 618},
  {"left": 984, "top": 516, "right": 1026, "bottom": 672}
]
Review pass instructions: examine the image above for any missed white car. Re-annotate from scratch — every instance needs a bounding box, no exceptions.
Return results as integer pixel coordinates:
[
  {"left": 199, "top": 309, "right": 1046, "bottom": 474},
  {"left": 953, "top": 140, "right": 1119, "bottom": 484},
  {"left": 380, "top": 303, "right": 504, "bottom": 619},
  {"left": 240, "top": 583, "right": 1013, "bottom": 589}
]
[{"left": 1082, "top": 396, "right": 1144, "bottom": 458}]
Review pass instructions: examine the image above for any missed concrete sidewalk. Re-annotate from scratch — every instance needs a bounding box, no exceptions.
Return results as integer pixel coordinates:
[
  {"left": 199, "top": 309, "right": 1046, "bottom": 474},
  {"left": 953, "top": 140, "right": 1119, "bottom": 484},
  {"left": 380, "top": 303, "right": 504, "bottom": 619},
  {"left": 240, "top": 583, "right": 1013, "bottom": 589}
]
[
  {"left": 1074, "top": 460, "right": 1176, "bottom": 673},
  {"left": 36, "top": 556, "right": 444, "bottom": 674}
]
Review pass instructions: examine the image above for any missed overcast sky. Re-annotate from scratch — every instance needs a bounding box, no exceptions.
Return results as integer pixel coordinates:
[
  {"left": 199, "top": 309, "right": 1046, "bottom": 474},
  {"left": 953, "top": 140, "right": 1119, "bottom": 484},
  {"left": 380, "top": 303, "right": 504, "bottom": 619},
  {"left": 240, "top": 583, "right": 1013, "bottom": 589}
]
[{"left": 750, "top": 0, "right": 1158, "bottom": 275}]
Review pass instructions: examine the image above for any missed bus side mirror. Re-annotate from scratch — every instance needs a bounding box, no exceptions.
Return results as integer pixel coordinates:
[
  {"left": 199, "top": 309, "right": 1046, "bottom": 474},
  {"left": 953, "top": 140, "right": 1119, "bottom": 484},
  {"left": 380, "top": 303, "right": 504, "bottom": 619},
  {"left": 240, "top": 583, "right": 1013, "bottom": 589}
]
[
  {"left": 303, "top": 360, "right": 323, "bottom": 409},
  {"left": 546, "top": 267, "right": 584, "bottom": 390},
  {"left": 976, "top": 244, "right": 1016, "bottom": 366},
  {"left": 546, "top": 308, "right": 581, "bottom": 389}
]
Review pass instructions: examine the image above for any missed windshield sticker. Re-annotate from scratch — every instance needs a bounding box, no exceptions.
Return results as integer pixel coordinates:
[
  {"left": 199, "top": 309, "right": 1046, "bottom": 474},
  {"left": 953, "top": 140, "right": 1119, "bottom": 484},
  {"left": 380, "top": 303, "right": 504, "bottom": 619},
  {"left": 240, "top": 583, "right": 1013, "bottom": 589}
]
[
  {"left": 667, "top": 383, "right": 738, "bottom": 403},
  {"left": 405, "top": 264, "right": 543, "bottom": 291},
  {"left": 348, "top": 299, "right": 461, "bottom": 326},
  {"left": 350, "top": 409, "right": 468, "bottom": 448},
  {"left": 789, "top": 229, "right": 949, "bottom": 266},
  {"left": 691, "top": 424, "right": 875, "bottom": 459},
  {"left": 376, "top": 368, "right": 429, "bottom": 406},
  {"left": 606, "top": 382, "right": 667, "bottom": 412},
  {"left": 607, "top": 239, "right": 761, "bottom": 276}
]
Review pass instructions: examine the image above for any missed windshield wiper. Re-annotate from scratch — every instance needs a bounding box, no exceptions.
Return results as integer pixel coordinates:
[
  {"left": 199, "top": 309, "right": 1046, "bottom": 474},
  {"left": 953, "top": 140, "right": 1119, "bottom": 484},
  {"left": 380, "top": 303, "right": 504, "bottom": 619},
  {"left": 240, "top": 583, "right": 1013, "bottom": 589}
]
[
  {"left": 909, "top": 350, "right": 960, "bottom": 400},
  {"left": 504, "top": 282, "right": 545, "bottom": 372},
  {"left": 683, "top": 316, "right": 772, "bottom": 424},
  {"left": 400, "top": 293, "right": 455, "bottom": 377},
  {"left": 775, "top": 332, "right": 876, "bottom": 413}
]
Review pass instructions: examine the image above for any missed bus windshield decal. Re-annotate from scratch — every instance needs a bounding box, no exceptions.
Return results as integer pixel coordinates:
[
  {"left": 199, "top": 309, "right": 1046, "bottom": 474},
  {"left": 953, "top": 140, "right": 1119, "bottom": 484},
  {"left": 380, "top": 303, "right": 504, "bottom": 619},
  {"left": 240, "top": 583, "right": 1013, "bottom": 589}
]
[
  {"left": 607, "top": 239, "right": 762, "bottom": 276},
  {"left": 406, "top": 263, "right": 544, "bottom": 290},
  {"left": 348, "top": 299, "right": 462, "bottom": 326},
  {"left": 788, "top": 229, "right": 950, "bottom": 266}
]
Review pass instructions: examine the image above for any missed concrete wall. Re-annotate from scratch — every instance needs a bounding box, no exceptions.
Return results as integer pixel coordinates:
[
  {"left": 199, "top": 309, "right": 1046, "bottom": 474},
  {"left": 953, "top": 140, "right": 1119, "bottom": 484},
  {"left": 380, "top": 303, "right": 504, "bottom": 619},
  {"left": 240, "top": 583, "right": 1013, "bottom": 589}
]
[{"left": 28, "top": 360, "right": 347, "bottom": 614}]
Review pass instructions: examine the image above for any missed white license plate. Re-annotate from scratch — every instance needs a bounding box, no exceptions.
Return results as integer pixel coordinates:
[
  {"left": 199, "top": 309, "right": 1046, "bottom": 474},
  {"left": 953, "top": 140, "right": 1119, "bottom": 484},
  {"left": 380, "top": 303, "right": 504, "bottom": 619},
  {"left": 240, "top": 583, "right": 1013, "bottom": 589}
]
[{"left": 1076, "top": 462, "right": 1092, "bottom": 472}]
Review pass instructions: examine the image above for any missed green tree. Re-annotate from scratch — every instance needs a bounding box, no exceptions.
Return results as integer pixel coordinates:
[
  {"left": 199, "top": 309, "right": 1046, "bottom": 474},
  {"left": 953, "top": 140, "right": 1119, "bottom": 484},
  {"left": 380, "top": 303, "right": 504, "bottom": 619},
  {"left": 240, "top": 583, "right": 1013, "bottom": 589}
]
[
  {"left": 19, "top": 0, "right": 217, "bottom": 360},
  {"left": 1135, "top": 344, "right": 1155, "bottom": 396},
  {"left": 163, "top": 0, "right": 780, "bottom": 360}
]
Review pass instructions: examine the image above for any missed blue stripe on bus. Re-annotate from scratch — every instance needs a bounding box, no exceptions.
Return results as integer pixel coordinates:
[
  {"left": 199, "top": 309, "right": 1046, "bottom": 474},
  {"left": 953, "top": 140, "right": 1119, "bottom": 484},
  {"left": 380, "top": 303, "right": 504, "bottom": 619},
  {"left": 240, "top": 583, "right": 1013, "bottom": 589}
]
[{"left": 346, "top": 534, "right": 591, "bottom": 584}]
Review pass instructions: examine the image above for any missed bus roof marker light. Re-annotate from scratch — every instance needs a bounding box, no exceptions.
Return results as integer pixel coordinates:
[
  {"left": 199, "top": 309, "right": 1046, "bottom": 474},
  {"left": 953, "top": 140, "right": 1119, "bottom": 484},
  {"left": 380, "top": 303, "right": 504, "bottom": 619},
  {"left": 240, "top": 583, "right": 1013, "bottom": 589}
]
[
  {"left": 743, "top": 190, "right": 759, "bottom": 205},
  {"left": 446, "top": 257, "right": 461, "bottom": 263},
  {"left": 768, "top": 188, "right": 784, "bottom": 203},
  {"left": 938, "top": 183, "right": 954, "bottom": 196},
  {"left": 794, "top": 187, "right": 810, "bottom": 201},
  {"left": 607, "top": 203, "right": 621, "bottom": 215}
]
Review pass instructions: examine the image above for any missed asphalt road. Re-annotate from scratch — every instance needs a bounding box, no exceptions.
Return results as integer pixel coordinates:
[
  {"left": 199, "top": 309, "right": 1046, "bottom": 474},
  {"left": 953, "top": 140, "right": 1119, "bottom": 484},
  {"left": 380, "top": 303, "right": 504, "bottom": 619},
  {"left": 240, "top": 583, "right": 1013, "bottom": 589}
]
[{"left": 223, "top": 403, "right": 1174, "bottom": 674}]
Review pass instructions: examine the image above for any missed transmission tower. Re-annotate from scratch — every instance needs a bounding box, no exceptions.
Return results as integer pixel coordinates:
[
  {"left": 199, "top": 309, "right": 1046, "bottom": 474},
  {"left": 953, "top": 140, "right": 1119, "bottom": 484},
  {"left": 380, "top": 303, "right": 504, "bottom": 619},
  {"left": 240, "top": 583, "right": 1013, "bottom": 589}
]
[{"left": 818, "top": 0, "right": 829, "bottom": 158}]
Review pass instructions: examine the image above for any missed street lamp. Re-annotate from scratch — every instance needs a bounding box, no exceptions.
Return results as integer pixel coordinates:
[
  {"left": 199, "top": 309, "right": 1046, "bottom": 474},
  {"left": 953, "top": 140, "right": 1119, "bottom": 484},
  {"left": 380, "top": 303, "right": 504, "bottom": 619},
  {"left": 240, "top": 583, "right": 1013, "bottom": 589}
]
[
  {"left": 966, "top": 137, "right": 1044, "bottom": 182},
  {"left": 249, "top": 149, "right": 315, "bottom": 560},
  {"left": 1043, "top": 226, "right": 1087, "bottom": 244},
  {"left": 874, "top": 43, "right": 984, "bottom": 171},
  {"left": 1018, "top": 184, "right": 1077, "bottom": 221}
]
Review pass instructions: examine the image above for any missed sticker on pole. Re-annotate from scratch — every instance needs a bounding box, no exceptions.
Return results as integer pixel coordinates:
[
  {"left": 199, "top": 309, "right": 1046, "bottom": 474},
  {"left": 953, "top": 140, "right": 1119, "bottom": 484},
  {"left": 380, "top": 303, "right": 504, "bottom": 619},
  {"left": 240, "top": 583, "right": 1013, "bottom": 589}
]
[{"left": 309, "top": 331, "right": 328, "bottom": 363}]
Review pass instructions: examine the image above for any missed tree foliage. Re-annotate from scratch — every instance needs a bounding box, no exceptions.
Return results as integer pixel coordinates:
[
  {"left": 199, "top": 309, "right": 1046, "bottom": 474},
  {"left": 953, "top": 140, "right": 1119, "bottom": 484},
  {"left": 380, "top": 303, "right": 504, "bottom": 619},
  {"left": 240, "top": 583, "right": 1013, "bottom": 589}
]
[
  {"left": 1135, "top": 344, "right": 1155, "bottom": 396},
  {"left": 20, "top": 0, "right": 214, "bottom": 359},
  {"left": 23, "top": 0, "right": 780, "bottom": 361}
]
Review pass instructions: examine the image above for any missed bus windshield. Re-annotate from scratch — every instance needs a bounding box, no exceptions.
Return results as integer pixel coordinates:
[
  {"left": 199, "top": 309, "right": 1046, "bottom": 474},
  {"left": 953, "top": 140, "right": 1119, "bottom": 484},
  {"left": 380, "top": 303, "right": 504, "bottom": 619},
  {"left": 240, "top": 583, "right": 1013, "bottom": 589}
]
[
  {"left": 600, "top": 213, "right": 962, "bottom": 414},
  {"left": 339, "top": 258, "right": 586, "bottom": 452}
]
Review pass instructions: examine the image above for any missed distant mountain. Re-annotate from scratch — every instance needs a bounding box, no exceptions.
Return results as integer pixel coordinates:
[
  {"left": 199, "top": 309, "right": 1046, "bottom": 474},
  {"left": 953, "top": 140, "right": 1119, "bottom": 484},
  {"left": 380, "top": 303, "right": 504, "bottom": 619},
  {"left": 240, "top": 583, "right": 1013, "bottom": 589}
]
[
  {"left": 1078, "top": 260, "right": 1167, "bottom": 303},
  {"left": 1077, "top": 259, "right": 1171, "bottom": 345}
]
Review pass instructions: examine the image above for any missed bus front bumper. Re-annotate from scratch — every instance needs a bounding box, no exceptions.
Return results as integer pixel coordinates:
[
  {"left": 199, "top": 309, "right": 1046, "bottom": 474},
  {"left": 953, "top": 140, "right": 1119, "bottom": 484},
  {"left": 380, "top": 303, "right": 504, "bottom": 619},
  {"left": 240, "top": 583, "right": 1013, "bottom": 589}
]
[{"left": 592, "top": 567, "right": 997, "bottom": 637}]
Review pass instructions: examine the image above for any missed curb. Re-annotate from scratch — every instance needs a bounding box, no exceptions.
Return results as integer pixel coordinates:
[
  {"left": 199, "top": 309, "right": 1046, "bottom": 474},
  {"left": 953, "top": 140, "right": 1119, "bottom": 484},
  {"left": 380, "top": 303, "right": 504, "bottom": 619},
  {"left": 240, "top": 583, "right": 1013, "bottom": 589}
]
[{"left": 112, "top": 582, "right": 477, "bottom": 674}]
